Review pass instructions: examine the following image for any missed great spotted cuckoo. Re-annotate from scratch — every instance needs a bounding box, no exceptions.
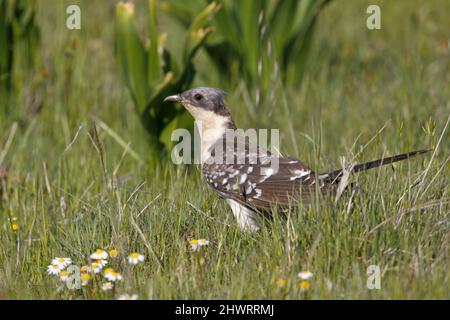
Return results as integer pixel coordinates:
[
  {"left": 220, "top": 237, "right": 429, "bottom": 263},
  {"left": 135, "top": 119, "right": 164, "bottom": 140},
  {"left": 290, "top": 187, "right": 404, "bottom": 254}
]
[{"left": 164, "top": 87, "right": 428, "bottom": 232}]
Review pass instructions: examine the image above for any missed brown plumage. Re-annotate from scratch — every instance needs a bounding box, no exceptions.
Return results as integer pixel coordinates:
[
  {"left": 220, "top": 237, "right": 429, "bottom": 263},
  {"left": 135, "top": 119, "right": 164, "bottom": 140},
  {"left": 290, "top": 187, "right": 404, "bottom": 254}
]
[
  {"left": 164, "top": 87, "right": 429, "bottom": 231},
  {"left": 203, "top": 135, "right": 429, "bottom": 211}
]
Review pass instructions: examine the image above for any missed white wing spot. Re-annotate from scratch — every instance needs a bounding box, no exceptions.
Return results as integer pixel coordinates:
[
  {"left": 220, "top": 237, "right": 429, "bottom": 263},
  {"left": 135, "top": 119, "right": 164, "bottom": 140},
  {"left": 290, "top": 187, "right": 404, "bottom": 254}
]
[
  {"left": 261, "top": 167, "right": 274, "bottom": 177},
  {"left": 318, "top": 173, "right": 329, "bottom": 180},
  {"left": 229, "top": 170, "right": 240, "bottom": 178},
  {"left": 290, "top": 169, "right": 310, "bottom": 180}
]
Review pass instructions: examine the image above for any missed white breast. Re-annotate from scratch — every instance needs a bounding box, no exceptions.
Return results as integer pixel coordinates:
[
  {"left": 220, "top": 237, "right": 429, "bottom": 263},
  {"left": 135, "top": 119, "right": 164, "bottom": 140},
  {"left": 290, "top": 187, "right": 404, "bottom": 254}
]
[{"left": 187, "top": 107, "right": 230, "bottom": 163}]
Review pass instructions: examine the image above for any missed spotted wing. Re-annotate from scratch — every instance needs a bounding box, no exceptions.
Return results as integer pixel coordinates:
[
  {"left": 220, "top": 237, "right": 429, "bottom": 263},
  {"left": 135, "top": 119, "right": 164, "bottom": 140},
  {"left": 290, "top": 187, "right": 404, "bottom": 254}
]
[{"left": 202, "top": 136, "right": 319, "bottom": 210}]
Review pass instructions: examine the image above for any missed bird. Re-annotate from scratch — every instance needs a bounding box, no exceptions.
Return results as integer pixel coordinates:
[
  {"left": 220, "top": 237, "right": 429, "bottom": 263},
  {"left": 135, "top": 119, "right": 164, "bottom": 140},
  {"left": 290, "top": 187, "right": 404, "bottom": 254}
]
[{"left": 164, "top": 87, "right": 429, "bottom": 232}]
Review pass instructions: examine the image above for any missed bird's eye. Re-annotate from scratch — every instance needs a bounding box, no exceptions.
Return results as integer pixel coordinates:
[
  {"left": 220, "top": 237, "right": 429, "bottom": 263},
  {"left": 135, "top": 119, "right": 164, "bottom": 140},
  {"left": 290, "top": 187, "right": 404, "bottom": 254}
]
[{"left": 194, "top": 94, "right": 203, "bottom": 101}]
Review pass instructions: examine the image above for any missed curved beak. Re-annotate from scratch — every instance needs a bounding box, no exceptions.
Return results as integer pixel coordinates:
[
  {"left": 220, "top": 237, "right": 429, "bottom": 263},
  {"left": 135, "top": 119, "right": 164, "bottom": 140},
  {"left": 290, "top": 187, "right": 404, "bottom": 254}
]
[{"left": 163, "top": 94, "right": 181, "bottom": 103}]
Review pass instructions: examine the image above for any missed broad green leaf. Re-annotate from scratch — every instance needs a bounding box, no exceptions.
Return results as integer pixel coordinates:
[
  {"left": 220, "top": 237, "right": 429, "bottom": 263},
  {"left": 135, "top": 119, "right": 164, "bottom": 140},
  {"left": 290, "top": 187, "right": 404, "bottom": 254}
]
[
  {"left": 0, "top": 0, "right": 10, "bottom": 76},
  {"left": 212, "top": 1, "right": 241, "bottom": 53},
  {"left": 237, "top": 0, "right": 261, "bottom": 79},
  {"left": 183, "top": 2, "right": 220, "bottom": 63},
  {"left": 188, "top": 2, "right": 220, "bottom": 32},
  {"left": 269, "top": 0, "right": 297, "bottom": 59},
  {"left": 159, "top": 110, "right": 194, "bottom": 150},
  {"left": 148, "top": 0, "right": 160, "bottom": 86},
  {"left": 115, "top": 2, "right": 149, "bottom": 114}
]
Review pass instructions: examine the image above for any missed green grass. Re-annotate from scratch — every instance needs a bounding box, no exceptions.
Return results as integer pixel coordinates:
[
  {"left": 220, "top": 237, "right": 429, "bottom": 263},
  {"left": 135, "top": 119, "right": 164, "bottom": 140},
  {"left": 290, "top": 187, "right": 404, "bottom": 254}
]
[{"left": 0, "top": 0, "right": 449, "bottom": 299}]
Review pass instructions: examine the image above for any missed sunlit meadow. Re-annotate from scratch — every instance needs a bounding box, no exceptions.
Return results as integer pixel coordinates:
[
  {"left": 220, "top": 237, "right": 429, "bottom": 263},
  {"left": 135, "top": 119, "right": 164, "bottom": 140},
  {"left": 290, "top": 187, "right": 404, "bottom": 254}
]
[{"left": 0, "top": 0, "right": 449, "bottom": 299}]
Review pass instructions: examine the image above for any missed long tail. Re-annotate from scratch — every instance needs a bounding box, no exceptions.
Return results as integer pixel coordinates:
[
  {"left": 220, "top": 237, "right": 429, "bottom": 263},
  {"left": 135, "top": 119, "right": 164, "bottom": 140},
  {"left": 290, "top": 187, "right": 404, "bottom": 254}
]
[{"left": 319, "top": 149, "right": 430, "bottom": 183}]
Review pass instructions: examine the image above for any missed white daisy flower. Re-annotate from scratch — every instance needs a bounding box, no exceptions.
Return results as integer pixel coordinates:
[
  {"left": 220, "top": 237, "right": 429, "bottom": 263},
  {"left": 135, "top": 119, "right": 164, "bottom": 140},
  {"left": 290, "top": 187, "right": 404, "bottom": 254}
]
[
  {"left": 127, "top": 252, "right": 145, "bottom": 265},
  {"left": 189, "top": 239, "right": 199, "bottom": 251},
  {"left": 297, "top": 271, "right": 313, "bottom": 280},
  {"left": 104, "top": 268, "right": 122, "bottom": 282},
  {"left": 94, "top": 259, "right": 108, "bottom": 267},
  {"left": 109, "top": 249, "right": 119, "bottom": 258},
  {"left": 197, "top": 239, "right": 209, "bottom": 246},
  {"left": 80, "top": 265, "right": 91, "bottom": 273},
  {"left": 81, "top": 273, "right": 91, "bottom": 286},
  {"left": 47, "top": 264, "right": 62, "bottom": 275},
  {"left": 104, "top": 268, "right": 114, "bottom": 275},
  {"left": 117, "top": 294, "right": 138, "bottom": 300},
  {"left": 189, "top": 239, "right": 209, "bottom": 251},
  {"left": 105, "top": 271, "right": 122, "bottom": 282},
  {"left": 90, "top": 249, "right": 108, "bottom": 260},
  {"left": 60, "top": 271, "right": 70, "bottom": 282},
  {"left": 90, "top": 262, "right": 103, "bottom": 274},
  {"left": 101, "top": 282, "right": 114, "bottom": 291},
  {"left": 51, "top": 257, "right": 72, "bottom": 268}
]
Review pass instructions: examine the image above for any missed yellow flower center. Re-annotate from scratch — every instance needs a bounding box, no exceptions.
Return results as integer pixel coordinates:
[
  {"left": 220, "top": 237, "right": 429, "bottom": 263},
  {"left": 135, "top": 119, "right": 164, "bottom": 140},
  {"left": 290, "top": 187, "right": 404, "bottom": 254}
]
[
  {"left": 130, "top": 253, "right": 139, "bottom": 259},
  {"left": 60, "top": 271, "right": 69, "bottom": 276},
  {"left": 80, "top": 266, "right": 88, "bottom": 273},
  {"left": 299, "top": 280, "right": 310, "bottom": 289},
  {"left": 104, "top": 268, "right": 114, "bottom": 274},
  {"left": 95, "top": 249, "right": 103, "bottom": 254},
  {"left": 81, "top": 274, "right": 90, "bottom": 281},
  {"left": 58, "top": 258, "right": 65, "bottom": 263},
  {"left": 189, "top": 240, "right": 198, "bottom": 245},
  {"left": 52, "top": 265, "right": 59, "bottom": 269},
  {"left": 277, "top": 278, "right": 286, "bottom": 287},
  {"left": 109, "top": 249, "right": 119, "bottom": 256}
]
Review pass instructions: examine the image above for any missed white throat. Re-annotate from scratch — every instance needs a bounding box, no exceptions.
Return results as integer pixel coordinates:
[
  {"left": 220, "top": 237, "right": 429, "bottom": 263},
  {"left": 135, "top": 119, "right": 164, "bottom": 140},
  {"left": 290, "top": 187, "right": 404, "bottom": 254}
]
[{"left": 185, "top": 104, "right": 230, "bottom": 163}]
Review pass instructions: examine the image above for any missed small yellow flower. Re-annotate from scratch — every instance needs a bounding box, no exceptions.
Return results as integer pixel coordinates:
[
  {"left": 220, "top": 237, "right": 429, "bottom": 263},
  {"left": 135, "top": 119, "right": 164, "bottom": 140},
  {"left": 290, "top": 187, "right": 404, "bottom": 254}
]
[
  {"left": 277, "top": 278, "right": 286, "bottom": 287},
  {"left": 95, "top": 259, "right": 108, "bottom": 267},
  {"left": 80, "top": 265, "right": 90, "bottom": 273},
  {"left": 197, "top": 239, "right": 209, "bottom": 246},
  {"left": 90, "top": 262, "right": 102, "bottom": 274},
  {"left": 101, "top": 282, "right": 113, "bottom": 291},
  {"left": 189, "top": 239, "right": 209, "bottom": 251},
  {"left": 90, "top": 249, "right": 108, "bottom": 260},
  {"left": 60, "top": 271, "right": 70, "bottom": 282},
  {"left": 109, "top": 249, "right": 119, "bottom": 258},
  {"left": 51, "top": 257, "right": 72, "bottom": 268},
  {"left": 299, "top": 280, "right": 310, "bottom": 290},
  {"left": 11, "top": 223, "right": 19, "bottom": 232},
  {"left": 297, "top": 271, "right": 313, "bottom": 280},
  {"left": 47, "top": 264, "right": 62, "bottom": 275},
  {"left": 117, "top": 293, "right": 138, "bottom": 300},
  {"left": 105, "top": 271, "right": 123, "bottom": 282},
  {"left": 104, "top": 268, "right": 114, "bottom": 275},
  {"left": 127, "top": 252, "right": 145, "bottom": 265},
  {"left": 81, "top": 273, "right": 91, "bottom": 286},
  {"left": 104, "top": 268, "right": 122, "bottom": 281}
]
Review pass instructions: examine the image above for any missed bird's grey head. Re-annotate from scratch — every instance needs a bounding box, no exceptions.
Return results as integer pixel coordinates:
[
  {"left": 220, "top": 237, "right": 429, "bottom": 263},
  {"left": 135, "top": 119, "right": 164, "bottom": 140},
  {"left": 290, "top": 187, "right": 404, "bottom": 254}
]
[{"left": 164, "top": 87, "right": 231, "bottom": 118}]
